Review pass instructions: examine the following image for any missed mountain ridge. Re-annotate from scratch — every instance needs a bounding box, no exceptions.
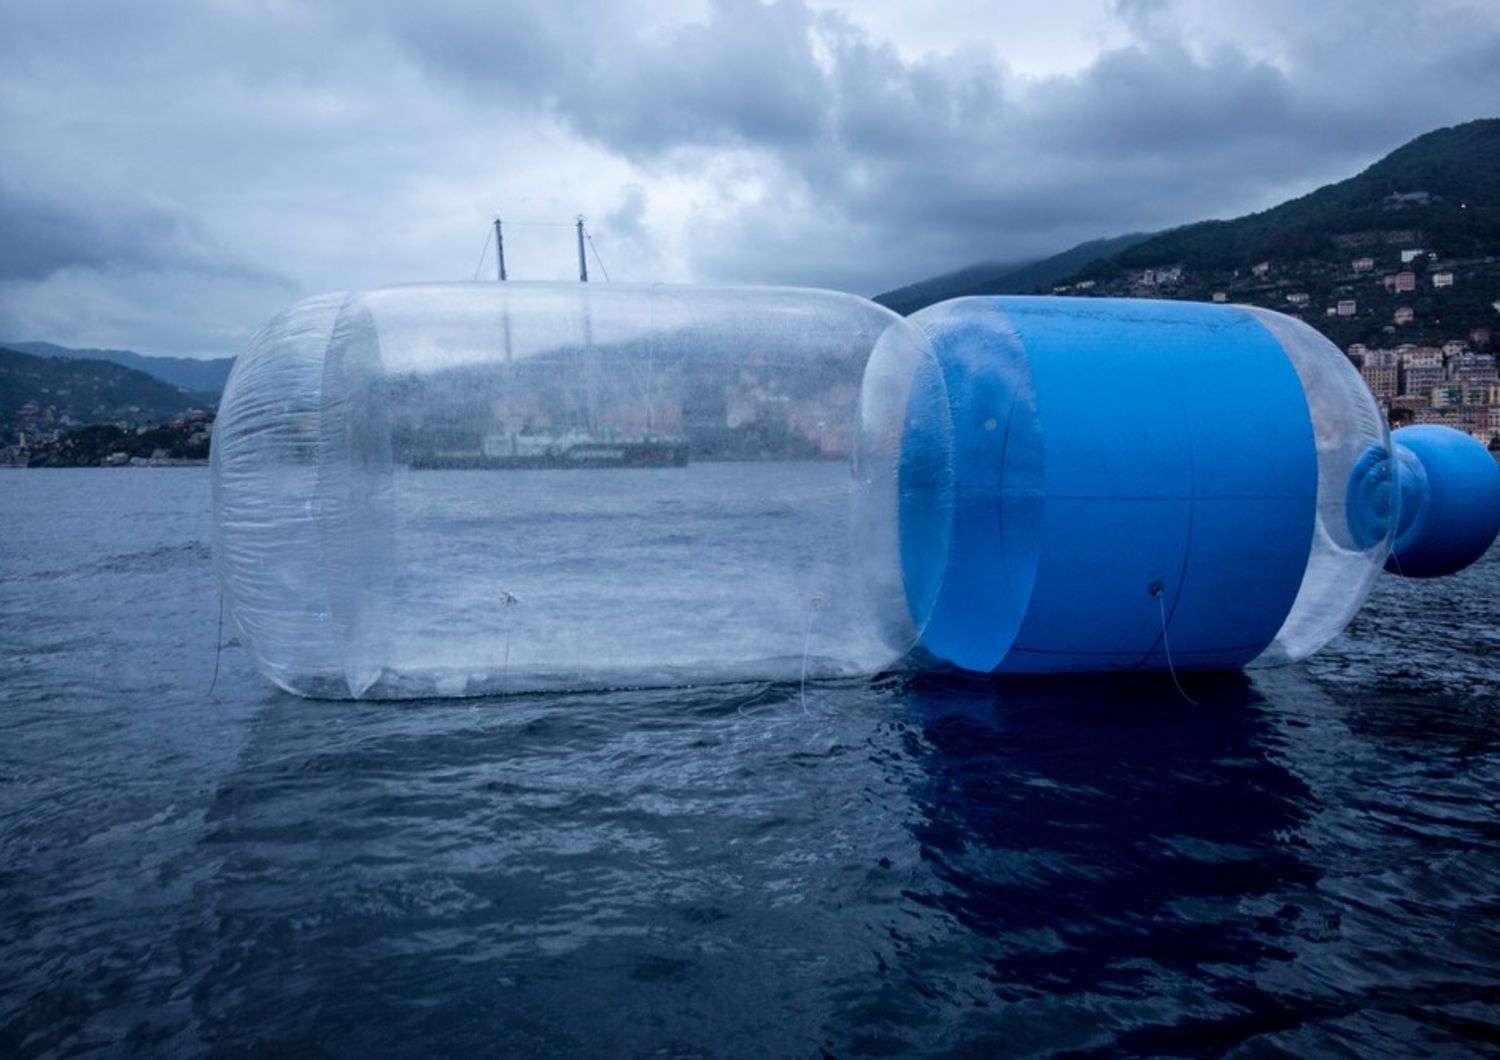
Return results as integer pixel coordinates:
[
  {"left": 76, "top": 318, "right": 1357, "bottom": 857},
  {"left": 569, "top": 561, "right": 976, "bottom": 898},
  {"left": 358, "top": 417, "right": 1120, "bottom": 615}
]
[
  {"left": 873, "top": 232, "right": 1153, "bottom": 315},
  {"left": 875, "top": 118, "right": 1500, "bottom": 350},
  {"left": 1082, "top": 118, "right": 1500, "bottom": 277},
  {"left": 4, "top": 340, "right": 234, "bottom": 394}
]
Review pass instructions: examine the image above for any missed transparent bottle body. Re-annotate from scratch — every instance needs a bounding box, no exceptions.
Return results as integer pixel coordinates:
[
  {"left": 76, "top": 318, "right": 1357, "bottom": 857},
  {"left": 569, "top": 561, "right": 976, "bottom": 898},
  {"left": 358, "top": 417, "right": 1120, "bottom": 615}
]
[
  {"left": 212, "top": 283, "right": 940, "bottom": 699},
  {"left": 1244, "top": 307, "right": 1394, "bottom": 665}
]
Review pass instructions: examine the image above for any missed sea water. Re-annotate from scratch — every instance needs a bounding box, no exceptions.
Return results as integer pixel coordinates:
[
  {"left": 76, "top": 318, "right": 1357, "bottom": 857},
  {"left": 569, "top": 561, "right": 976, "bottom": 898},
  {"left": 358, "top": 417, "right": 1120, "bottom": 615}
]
[{"left": 2, "top": 467, "right": 1497, "bottom": 1056}]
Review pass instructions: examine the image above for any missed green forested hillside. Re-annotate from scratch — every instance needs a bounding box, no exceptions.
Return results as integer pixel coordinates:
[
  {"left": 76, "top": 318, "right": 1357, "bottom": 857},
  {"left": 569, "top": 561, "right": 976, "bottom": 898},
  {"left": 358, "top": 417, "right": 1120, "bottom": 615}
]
[
  {"left": 1, "top": 346, "right": 215, "bottom": 444},
  {"left": 880, "top": 119, "right": 1500, "bottom": 351},
  {"left": 1094, "top": 119, "right": 1500, "bottom": 273}
]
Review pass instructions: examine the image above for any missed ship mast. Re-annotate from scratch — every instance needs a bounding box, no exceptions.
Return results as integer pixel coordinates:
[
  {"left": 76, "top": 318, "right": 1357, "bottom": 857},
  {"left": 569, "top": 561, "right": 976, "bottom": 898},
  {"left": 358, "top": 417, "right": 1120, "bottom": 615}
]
[
  {"left": 496, "top": 215, "right": 516, "bottom": 455},
  {"left": 576, "top": 215, "right": 589, "bottom": 283}
]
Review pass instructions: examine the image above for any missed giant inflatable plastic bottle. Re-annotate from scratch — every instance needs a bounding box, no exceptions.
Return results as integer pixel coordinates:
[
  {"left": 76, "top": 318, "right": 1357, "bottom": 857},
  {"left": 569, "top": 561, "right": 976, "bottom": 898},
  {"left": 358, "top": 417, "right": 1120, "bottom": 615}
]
[{"left": 212, "top": 285, "right": 1500, "bottom": 699}]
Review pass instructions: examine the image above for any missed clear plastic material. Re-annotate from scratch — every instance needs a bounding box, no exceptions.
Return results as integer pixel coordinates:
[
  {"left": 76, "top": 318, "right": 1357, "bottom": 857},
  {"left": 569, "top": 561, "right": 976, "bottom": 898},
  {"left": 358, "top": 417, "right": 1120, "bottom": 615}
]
[
  {"left": 212, "top": 283, "right": 938, "bottom": 699},
  {"left": 1243, "top": 307, "right": 1394, "bottom": 665}
]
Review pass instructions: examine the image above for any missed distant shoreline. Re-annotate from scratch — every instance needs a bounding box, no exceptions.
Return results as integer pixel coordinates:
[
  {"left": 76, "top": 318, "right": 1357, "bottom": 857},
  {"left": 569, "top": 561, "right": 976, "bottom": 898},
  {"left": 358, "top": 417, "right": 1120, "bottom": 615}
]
[
  {"left": 5, "top": 450, "right": 1497, "bottom": 469},
  {"left": 2, "top": 459, "right": 209, "bottom": 469}
]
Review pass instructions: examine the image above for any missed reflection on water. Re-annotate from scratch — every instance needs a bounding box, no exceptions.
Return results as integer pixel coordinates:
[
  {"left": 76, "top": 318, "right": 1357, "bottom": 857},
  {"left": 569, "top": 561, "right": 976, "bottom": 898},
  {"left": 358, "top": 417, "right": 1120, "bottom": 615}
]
[
  {"left": 893, "top": 669, "right": 1500, "bottom": 1055},
  {"left": 895, "top": 673, "right": 1314, "bottom": 1053},
  {"left": 1, "top": 469, "right": 1497, "bottom": 1056}
]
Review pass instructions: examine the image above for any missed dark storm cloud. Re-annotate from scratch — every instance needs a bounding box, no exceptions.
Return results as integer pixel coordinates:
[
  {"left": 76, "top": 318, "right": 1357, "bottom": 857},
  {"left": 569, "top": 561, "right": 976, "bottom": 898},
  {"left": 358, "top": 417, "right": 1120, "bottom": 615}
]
[
  {"left": 374, "top": 0, "right": 830, "bottom": 155},
  {"left": 366, "top": 0, "right": 1500, "bottom": 289},
  {"left": 565, "top": 0, "right": 829, "bottom": 153},
  {"left": 603, "top": 16, "right": 1311, "bottom": 285},
  {"left": 1, "top": 0, "right": 1497, "bottom": 354},
  {"left": 604, "top": 186, "right": 651, "bottom": 241},
  {"left": 0, "top": 192, "right": 118, "bottom": 282},
  {"left": 1024, "top": 42, "right": 1295, "bottom": 156},
  {"left": 0, "top": 184, "right": 296, "bottom": 290}
]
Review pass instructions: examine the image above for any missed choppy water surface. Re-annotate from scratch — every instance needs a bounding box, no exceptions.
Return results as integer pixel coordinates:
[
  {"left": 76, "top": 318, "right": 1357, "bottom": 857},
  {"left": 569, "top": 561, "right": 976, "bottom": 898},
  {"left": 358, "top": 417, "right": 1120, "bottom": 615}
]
[{"left": 1, "top": 468, "right": 1497, "bottom": 1057}]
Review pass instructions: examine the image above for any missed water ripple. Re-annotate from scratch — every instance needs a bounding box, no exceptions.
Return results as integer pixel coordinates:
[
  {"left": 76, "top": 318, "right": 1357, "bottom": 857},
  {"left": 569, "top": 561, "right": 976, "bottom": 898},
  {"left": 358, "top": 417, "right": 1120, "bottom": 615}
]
[{"left": 1, "top": 470, "right": 1497, "bottom": 1057}]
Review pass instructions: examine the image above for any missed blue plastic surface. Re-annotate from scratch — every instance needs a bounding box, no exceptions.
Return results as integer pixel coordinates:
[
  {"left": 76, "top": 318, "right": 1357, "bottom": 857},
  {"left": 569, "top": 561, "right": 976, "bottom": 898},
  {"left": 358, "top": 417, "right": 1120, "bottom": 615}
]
[
  {"left": 1385, "top": 425, "right": 1500, "bottom": 578},
  {"left": 899, "top": 299, "right": 1043, "bottom": 671},
  {"left": 1345, "top": 443, "right": 1402, "bottom": 551},
  {"left": 902, "top": 297, "right": 1319, "bottom": 673}
]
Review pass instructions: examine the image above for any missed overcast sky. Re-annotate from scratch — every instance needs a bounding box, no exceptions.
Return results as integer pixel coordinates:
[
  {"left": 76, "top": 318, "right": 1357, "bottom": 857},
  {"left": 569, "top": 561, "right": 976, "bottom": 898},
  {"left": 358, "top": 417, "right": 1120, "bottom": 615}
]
[{"left": 2, "top": 0, "right": 1497, "bottom": 358}]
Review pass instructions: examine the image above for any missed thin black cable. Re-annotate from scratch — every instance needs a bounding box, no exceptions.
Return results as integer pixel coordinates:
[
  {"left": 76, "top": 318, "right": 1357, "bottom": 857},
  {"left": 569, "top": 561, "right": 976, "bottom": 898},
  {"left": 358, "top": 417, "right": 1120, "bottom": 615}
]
[
  {"left": 208, "top": 592, "right": 225, "bottom": 697},
  {"left": 585, "top": 230, "right": 611, "bottom": 281},
  {"left": 472, "top": 226, "right": 493, "bottom": 280},
  {"left": 799, "top": 605, "right": 815, "bottom": 716},
  {"left": 1155, "top": 589, "right": 1198, "bottom": 706},
  {"left": 799, "top": 593, "right": 826, "bottom": 716}
]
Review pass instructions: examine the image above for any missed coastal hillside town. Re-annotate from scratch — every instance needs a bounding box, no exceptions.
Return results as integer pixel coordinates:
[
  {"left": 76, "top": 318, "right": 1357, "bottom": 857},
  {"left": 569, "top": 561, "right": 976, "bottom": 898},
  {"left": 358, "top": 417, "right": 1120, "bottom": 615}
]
[
  {"left": 1350, "top": 339, "right": 1497, "bottom": 441},
  {"left": 1053, "top": 244, "right": 1500, "bottom": 449},
  {"left": 1, "top": 408, "right": 213, "bottom": 468},
  {"left": 0, "top": 345, "right": 215, "bottom": 466}
]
